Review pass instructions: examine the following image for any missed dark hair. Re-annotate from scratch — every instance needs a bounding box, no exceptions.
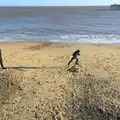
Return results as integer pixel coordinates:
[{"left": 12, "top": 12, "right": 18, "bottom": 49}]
[{"left": 76, "top": 49, "right": 80, "bottom": 53}]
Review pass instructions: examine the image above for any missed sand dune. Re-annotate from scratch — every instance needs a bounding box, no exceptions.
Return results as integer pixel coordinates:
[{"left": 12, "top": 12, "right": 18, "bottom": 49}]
[{"left": 0, "top": 42, "right": 120, "bottom": 120}]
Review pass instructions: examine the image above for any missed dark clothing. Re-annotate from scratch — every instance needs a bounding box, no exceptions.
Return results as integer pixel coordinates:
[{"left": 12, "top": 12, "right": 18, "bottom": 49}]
[
  {"left": 68, "top": 50, "right": 80, "bottom": 66},
  {"left": 68, "top": 56, "right": 79, "bottom": 66},
  {"left": 72, "top": 50, "right": 80, "bottom": 58}
]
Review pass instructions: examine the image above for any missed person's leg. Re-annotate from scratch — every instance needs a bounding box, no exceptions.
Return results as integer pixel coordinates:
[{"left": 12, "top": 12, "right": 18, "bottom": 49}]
[
  {"left": 75, "top": 57, "right": 79, "bottom": 65},
  {"left": 68, "top": 57, "right": 74, "bottom": 66},
  {"left": 0, "top": 57, "right": 6, "bottom": 69}
]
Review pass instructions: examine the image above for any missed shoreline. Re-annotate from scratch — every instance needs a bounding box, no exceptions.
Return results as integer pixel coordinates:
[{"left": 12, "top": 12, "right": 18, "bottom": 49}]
[{"left": 1, "top": 41, "right": 120, "bottom": 47}]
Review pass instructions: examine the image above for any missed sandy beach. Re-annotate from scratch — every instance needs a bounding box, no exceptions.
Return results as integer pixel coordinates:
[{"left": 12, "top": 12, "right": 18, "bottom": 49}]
[{"left": 0, "top": 42, "right": 120, "bottom": 120}]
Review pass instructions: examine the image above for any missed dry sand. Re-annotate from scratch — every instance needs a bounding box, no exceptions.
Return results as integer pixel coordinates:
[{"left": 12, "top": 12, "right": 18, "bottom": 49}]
[{"left": 0, "top": 42, "right": 120, "bottom": 120}]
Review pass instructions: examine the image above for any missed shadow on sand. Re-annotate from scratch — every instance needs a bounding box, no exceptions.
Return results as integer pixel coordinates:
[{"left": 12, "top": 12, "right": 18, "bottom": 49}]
[
  {"left": 7, "top": 66, "right": 65, "bottom": 71},
  {"left": 67, "top": 65, "right": 81, "bottom": 73}
]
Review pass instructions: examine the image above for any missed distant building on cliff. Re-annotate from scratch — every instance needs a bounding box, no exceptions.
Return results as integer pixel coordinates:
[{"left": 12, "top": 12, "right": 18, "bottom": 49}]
[{"left": 110, "top": 4, "right": 120, "bottom": 10}]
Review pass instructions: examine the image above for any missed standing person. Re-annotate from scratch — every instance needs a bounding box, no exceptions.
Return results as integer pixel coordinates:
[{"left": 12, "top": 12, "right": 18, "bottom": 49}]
[
  {"left": 68, "top": 49, "right": 81, "bottom": 66},
  {"left": 0, "top": 49, "right": 6, "bottom": 69}
]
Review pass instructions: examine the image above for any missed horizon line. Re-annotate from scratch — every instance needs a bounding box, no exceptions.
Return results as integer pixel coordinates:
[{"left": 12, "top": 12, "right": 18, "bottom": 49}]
[{"left": 0, "top": 5, "right": 112, "bottom": 7}]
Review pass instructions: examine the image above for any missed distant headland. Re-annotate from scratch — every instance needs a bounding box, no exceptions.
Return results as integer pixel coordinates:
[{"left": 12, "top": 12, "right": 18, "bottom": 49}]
[{"left": 110, "top": 4, "right": 120, "bottom": 10}]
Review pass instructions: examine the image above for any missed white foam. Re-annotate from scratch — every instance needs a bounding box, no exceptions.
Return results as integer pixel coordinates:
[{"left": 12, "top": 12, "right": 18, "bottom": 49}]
[
  {"left": 56, "top": 34, "right": 120, "bottom": 44},
  {"left": 1, "top": 34, "right": 120, "bottom": 44}
]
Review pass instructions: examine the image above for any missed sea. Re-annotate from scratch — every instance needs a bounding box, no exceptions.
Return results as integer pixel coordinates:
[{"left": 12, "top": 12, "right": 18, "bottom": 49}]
[{"left": 0, "top": 6, "right": 120, "bottom": 44}]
